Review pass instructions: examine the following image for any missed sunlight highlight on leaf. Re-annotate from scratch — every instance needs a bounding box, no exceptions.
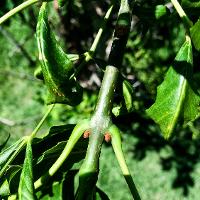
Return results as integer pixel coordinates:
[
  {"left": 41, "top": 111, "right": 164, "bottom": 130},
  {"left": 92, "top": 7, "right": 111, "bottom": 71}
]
[{"left": 146, "top": 37, "right": 200, "bottom": 139}]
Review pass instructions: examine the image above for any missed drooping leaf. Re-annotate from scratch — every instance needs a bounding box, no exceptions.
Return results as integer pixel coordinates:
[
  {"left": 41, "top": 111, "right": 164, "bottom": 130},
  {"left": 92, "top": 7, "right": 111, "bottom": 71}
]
[
  {"left": 18, "top": 140, "right": 35, "bottom": 200},
  {"left": 146, "top": 37, "right": 200, "bottom": 139},
  {"left": 37, "top": 3, "right": 83, "bottom": 106},
  {"left": 190, "top": 18, "right": 200, "bottom": 51}
]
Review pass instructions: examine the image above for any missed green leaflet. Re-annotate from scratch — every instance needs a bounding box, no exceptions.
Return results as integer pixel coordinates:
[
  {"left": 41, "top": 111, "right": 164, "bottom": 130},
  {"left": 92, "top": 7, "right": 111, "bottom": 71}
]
[
  {"left": 155, "top": 5, "right": 167, "bottom": 20},
  {"left": 123, "top": 80, "right": 134, "bottom": 112},
  {"left": 190, "top": 18, "right": 200, "bottom": 51},
  {"left": 18, "top": 140, "right": 35, "bottom": 200},
  {"left": 146, "top": 37, "right": 200, "bottom": 139},
  {"left": 37, "top": 3, "right": 82, "bottom": 106}
]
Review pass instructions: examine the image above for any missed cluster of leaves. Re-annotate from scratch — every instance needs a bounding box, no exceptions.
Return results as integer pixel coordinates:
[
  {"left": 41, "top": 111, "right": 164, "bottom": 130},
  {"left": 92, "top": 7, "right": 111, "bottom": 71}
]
[
  {"left": 0, "top": 124, "right": 89, "bottom": 199},
  {"left": 1, "top": 0, "right": 200, "bottom": 199}
]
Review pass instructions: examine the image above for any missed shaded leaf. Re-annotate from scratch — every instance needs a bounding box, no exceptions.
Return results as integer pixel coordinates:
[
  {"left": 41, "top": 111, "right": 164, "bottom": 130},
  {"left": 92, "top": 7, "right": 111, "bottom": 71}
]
[
  {"left": 62, "top": 170, "right": 77, "bottom": 200},
  {"left": 33, "top": 138, "right": 87, "bottom": 180},
  {"left": 12, "top": 124, "right": 75, "bottom": 166},
  {"left": 1, "top": 125, "right": 87, "bottom": 196},
  {"left": 96, "top": 186, "right": 110, "bottom": 200},
  {"left": 146, "top": 38, "right": 200, "bottom": 139},
  {"left": 190, "top": 18, "right": 200, "bottom": 51},
  {"left": 18, "top": 140, "right": 35, "bottom": 200},
  {"left": 0, "top": 138, "right": 24, "bottom": 169},
  {"left": 0, "top": 165, "right": 22, "bottom": 196}
]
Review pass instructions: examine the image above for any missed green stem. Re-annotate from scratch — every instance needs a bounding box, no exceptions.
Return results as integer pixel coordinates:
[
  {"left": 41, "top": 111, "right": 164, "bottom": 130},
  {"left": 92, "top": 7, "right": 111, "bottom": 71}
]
[
  {"left": 85, "top": 66, "right": 119, "bottom": 168},
  {"left": 31, "top": 104, "right": 54, "bottom": 138},
  {"left": 76, "top": 66, "right": 119, "bottom": 200},
  {"left": 89, "top": 5, "right": 113, "bottom": 53},
  {"left": 0, "top": 0, "right": 39, "bottom": 25},
  {"left": 109, "top": 125, "right": 141, "bottom": 200},
  {"left": 93, "top": 66, "right": 119, "bottom": 117},
  {"left": 108, "top": 0, "right": 131, "bottom": 67},
  {"left": 171, "top": 0, "right": 193, "bottom": 28},
  {"left": 0, "top": 105, "right": 54, "bottom": 177},
  {"left": 76, "top": 1, "right": 132, "bottom": 198},
  {"left": 34, "top": 120, "right": 89, "bottom": 190},
  {"left": 71, "top": 5, "right": 114, "bottom": 79}
]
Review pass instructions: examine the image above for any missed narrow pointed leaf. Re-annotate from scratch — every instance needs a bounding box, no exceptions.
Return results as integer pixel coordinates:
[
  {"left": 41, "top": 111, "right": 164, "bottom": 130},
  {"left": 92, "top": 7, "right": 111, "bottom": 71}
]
[
  {"left": 146, "top": 38, "right": 200, "bottom": 139},
  {"left": 18, "top": 140, "right": 35, "bottom": 200}
]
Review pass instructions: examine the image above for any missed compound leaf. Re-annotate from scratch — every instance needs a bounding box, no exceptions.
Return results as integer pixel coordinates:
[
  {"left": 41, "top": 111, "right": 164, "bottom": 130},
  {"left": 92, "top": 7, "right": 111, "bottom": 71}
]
[{"left": 146, "top": 37, "right": 200, "bottom": 139}]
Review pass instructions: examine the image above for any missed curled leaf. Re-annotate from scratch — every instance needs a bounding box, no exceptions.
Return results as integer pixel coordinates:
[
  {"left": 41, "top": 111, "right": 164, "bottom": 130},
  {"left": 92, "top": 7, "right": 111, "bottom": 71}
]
[{"left": 37, "top": 3, "right": 82, "bottom": 106}]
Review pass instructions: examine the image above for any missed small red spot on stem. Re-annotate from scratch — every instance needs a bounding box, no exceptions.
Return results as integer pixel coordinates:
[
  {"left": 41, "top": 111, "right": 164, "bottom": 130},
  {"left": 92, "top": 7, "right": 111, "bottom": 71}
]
[
  {"left": 104, "top": 132, "right": 111, "bottom": 142},
  {"left": 83, "top": 130, "right": 91, "bottom": 138}
]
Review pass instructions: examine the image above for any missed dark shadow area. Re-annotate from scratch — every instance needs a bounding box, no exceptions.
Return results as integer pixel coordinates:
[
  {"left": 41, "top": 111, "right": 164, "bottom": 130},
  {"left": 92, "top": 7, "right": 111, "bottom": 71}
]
[{"left": 114, "top": 111, "right": 200, "bottom": 196}]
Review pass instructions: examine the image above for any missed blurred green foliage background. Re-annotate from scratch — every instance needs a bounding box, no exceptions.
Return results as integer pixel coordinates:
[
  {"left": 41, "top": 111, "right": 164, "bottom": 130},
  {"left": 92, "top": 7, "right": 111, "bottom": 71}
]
[{"left": 1, "top": 0, "right": 200, "bottom": 199}]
